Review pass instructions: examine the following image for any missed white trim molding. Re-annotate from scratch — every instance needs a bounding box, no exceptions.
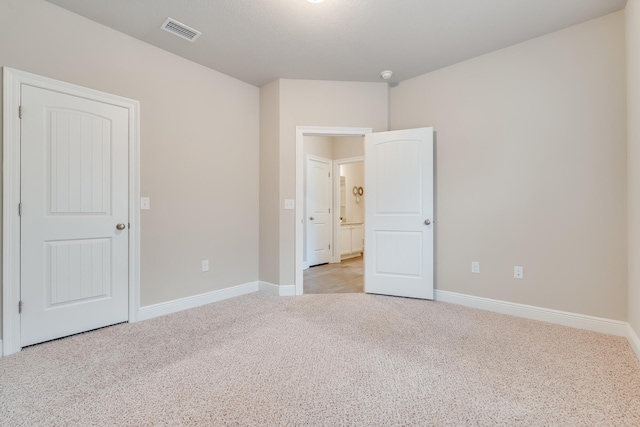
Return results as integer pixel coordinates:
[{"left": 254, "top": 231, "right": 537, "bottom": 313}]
[
  {"left": 627, "top": 324, "right": 640, "bottom": 361},
  {"left": 435, "top": 290, "right": 628, "bottom": 337},
  {"left": 139, "top": 282, "right": 260, "bottom": 321},
  {"left": 2, "top": 67, "right": 141, "bottom": 356},
  {"left": 259, "top": 282, "right": 296, "bottom": 297},
  {"left": 436, "top": 290, "right": 640, "bottom": 362}
]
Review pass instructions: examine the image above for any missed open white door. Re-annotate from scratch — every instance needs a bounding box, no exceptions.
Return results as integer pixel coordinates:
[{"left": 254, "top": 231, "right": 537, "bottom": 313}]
[
  {"left": 306, "top": 156, "right": 332, "bottom": 267},
  {"left": 364, "top": 127, "right": 434, "bottom": 299}
]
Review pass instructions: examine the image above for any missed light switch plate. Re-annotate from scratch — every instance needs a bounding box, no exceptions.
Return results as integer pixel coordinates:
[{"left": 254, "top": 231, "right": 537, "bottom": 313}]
[
  {"left": 284, "top": 199, "right": 295, "bottom": 210},
  {"left": 140, "top": 197, "right": 150, "bottom": 210}
]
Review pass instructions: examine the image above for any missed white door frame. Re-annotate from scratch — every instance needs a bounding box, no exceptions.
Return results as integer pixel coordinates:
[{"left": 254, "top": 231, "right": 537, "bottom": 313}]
[
  {"left": 2, "top": 67, "right": 141, "bottom": 356},
  {"left": 332, "top": 156, "right": 364, "bottom": 263},
  {"left": 295, "top": 126, "right": 372, "bottom": 296}
]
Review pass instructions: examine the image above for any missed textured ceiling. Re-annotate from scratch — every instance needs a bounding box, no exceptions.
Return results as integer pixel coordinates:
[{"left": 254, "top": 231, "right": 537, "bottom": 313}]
[{"left": 46, "top": 0, "right": 627, "bottom": 87}]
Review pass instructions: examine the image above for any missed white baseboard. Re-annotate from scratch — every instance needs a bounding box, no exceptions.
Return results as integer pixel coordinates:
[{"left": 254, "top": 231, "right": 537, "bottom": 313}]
[
  {"left": 626, "top": 323, "right": 640, "bottom": 361},
  {"left": 435, "top": 290, "right": 628, "bottom": 337},
  {"left": 4, "top": 288, "right": 639, "bottom": 361},
  {"left": 303, "top": 262, "right": 309, "bottom": 270},
  {"left": 259, "top": 281, "right": 296, "bottom": 297},
  {"left": 139, "top": 281, "right": 259, "bottom": 321}
]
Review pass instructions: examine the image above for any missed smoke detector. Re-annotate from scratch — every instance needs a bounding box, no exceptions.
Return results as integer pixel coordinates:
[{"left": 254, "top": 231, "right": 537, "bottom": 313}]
[
  {"left": 380, "top": 70, "right": 393, "bottom": 80},
  {"left": 161, "top": 18, "right": 202, "bottom": 42}
]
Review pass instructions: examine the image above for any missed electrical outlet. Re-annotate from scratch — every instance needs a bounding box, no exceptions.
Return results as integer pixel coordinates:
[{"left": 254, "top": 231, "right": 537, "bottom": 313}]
[
  {"left": 202, "top": 260, "right": 209, "bottom": 272},
  {"left": 514, "top": 266, "right": 524, "bottom": 279},
  {"left": 471, "top": 261, "right": 480, "bottom": 274}
]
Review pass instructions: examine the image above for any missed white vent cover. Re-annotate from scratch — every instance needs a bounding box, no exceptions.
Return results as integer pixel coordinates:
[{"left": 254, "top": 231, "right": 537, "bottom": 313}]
[{"left": 161, "top": 18, "right": 201, "bottom": 42}]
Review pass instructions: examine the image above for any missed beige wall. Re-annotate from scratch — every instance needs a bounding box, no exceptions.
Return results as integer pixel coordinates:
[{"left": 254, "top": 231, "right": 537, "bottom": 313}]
[
  {"left": 333, "top": 136, "right": 364, "bottom": 160},
  {"left": 259, "top": 80, "right": 280, "bottom": 285},
  {"left": 390, "top": 12, "right": 627, "bottom": 320},
  {"left": 627, "top": 1, "right": 640, "bottom": 332},
  {"left": 305, "top": 136, "right": 366, "bottom": 163},
  {"left": 0, "top": 0, "right": 260, "bottom": 336},
  {"left": 272, "top": 79, "right": 388, "bottom": 285},
  {"left": 340, "top": 162, "right": 365, "bottom": 224},
  {"left": 305, "top": 136, "right": 334, "bottom": 159}
]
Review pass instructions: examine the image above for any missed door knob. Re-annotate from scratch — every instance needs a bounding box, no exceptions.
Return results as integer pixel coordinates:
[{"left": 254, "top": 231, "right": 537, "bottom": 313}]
[
  {"left": 309, "top": 217, "right": 315, "bottom": 221},
  {"left": 116, "top": 223, "right": 126, "bottom": 230},
  {"left": 424, "top": 219, "right": 431, "bottom": 226}
]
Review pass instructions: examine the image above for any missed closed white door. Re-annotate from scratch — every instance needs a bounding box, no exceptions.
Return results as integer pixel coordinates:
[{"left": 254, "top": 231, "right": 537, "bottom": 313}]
[
  {"left": 20, "top": 84, "right": 130, "bottom": 347},
  {"left": 364, "top": 128, "right": 434, "bottom": 299},
  {"left": 306, "top": 157, "right": 332, "bottom": 267}
]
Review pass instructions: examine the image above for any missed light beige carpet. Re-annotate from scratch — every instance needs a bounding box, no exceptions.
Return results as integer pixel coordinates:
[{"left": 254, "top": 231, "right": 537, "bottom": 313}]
[{"left": 1, "top": 292, "right": 640, "bottom": 426}]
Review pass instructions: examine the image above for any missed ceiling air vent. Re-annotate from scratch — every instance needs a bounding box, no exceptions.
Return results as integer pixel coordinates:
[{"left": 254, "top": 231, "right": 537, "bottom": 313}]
[{"left": 161, "top": 18, "right": 201, "bottom": 42}]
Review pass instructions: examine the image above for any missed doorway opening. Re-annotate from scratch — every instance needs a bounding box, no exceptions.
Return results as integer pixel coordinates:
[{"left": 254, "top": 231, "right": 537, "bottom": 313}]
[
  {"left": 296, "top": 126, "right": 436, "bottom": 300},
  {"left": 295, "top": 127, "right": 372, "bottom": 296},
  {"left": 303, "top": 140, "right": 365, "bottom": 294}
]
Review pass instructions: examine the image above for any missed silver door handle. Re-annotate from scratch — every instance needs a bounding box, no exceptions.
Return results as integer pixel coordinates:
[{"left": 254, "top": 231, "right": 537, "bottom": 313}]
[
  {"left": 309, "top": 217, "right": 315, "bottom": 221},
  {"left": 424, "top": 219, "right": 431, "bottom": 226},
  {"left": 116, "top": 223, "right": 126, "bottom": 230}
]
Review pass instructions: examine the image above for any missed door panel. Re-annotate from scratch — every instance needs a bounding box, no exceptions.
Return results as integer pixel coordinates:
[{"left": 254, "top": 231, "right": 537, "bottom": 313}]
[
  {"left": 365, "top": 128, "right": 434, "bottom": 299},
  {"left": 375, "top": 141, "right": 422, "bottom": 214},
  {"left": 20, "top": 84, "right": 129, "bottom": 347},
  {"left": 306, "top": 157, "right": 332, "bottom": 267},
  {"left": 49, "top": 110, "right": 111, "bottom": 214},
  {"left": 46, "top": 239, "right": 111, "bottom": 305},
  {"left": 374, "top": 231, "right": 422, "bottom": 277}
]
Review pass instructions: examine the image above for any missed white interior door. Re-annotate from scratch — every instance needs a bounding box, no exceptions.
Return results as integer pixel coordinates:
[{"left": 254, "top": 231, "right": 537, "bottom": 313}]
[
  {"left": 306, "top": 156, "right": 332, "bottom": 267},
  {"left": 364, "top": 128, "right": 434, "bottom": 299},
  {"left": 20, "top": 84, "right": 130, "bottom": 347}
]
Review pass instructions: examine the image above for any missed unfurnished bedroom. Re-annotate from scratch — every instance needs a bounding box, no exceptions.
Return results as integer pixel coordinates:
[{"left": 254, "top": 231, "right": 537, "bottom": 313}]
[{"left": 1, "top": 0, "right": 640, "bottom": 425}]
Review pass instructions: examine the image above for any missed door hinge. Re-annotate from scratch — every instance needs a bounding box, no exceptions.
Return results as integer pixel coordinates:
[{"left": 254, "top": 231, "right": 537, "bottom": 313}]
[
  {"left": 18, "top": 106, "right": 23, "bottom": 119},
  {"left": 18, "top": 300, "right": 23, "bottom": 314},
  {"left": 328, "top": 244, "right": 331, "bottom": 250},
  {"left": 328, "top": 172, "right": 330, "bottom": 178},
  {"left": 18, "top": 203, "right": 22, "bottom": 216},
  {"left": 328, "top": 208, "right": 331, "bottom": 213}
]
